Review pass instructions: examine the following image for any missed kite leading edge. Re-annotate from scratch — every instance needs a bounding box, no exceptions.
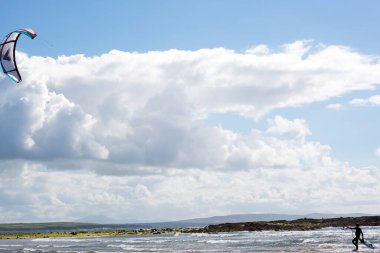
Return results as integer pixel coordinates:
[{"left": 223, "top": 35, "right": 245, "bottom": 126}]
[{"left": 0, "top": 28, "right": 37, "bottom": 83}]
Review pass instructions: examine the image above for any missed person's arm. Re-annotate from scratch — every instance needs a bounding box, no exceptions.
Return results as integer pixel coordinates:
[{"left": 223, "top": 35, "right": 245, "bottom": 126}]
[{"left": 361, "top": 230, "right": 364, "bottom": 240}]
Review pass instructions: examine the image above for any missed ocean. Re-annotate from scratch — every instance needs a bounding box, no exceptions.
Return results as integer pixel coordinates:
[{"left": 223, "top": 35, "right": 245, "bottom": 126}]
[{"left": 0, "top": 226, "right": 379, "bottom": 252}]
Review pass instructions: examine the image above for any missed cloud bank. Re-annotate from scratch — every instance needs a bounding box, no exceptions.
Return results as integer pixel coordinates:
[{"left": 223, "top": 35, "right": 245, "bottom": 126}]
[{"left": 0, "top": 41, "right": 379, "bottom": 221}]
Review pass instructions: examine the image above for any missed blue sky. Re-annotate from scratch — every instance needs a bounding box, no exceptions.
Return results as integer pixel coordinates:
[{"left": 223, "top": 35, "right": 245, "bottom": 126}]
[
  {"left": 3, "top": 0, "right": 380, "bottom": 55},
  {"left": 1, "top": 1, "right": 380, "bottom": 222}
]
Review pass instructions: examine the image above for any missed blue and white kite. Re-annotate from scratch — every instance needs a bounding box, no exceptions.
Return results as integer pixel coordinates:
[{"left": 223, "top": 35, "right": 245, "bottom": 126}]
[{"left": 0, "top": 28, "right": 37, "bottom": 83}]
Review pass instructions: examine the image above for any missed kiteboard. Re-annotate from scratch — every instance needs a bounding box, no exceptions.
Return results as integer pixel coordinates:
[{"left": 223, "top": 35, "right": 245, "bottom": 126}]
[{"left": 361, "top": 239, "right": 376, "bottom": 250}]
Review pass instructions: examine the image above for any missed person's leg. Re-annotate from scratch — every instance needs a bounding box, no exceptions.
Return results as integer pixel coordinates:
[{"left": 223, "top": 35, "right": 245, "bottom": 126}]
[{"left": 352, "top": 238, "right": 358, "bottom": 250}]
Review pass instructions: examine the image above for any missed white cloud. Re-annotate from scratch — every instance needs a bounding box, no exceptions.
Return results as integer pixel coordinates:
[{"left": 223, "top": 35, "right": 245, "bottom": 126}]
[
  {"left": 1, "top": 42, "right": 378, "bottom": 168},
  {"left": 376, "top": 147, "right": 380, "bottom": 157},
  {"left": 266, "top": 116, "right": 311, "bottom": 141},
  {"left": 326, "top": 103, "right": 343, "bottom": 110},
  {"left": 0, "top": 160, "right": 379, "bottom": 222},
  {"left": 246, "top": 44, "right": 270, "bottom": 55},
  {"left": 18, "top": 41, "right": 380, "bottom": 121},
  {"left": 350, "top": 95, "right": 380, "bottom": 106},
  {"left": 281, "top": 40, "right": 313, "bottom": 57},
  {"left": 1, "top": 41, "right": 380, "bottom": 221},
  {"left": 0, "top": 82, "right": 108, "bottom": 160}
]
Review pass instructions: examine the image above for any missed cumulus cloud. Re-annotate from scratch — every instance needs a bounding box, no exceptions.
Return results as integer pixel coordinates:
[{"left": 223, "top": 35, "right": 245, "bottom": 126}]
[
  {"left": 266, "top": 116, "right": 311, "bottom": 140},
  {"left": 1, "top": 41, "right": 380, "bottom": 221},
  {"left": 0, "top": 82, "right": 108, "bottom": 160},
  {"left": 1, "top": 41, "right": 380, "bottom": 171}
]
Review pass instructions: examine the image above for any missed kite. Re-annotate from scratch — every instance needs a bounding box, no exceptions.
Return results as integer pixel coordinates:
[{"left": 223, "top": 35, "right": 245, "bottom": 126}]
[{"left": 0, "top": 28, "right": 37, "bottom": 83}]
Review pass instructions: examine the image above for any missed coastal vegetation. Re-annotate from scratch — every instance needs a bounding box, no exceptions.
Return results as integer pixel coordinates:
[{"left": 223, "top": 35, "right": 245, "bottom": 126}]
[{"left": 0, "top": 227, "right": 204, "bottom": 239}]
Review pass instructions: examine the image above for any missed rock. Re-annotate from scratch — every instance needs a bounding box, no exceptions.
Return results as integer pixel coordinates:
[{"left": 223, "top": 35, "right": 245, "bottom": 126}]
[{"left": 205, "top": 216, "right": 380, "bottom": 233}]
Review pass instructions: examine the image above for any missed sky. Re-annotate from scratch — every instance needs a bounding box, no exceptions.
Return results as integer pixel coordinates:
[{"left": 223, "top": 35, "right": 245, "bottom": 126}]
[{"left": 0, "top": 0, "right": 380, "bottom": 223}]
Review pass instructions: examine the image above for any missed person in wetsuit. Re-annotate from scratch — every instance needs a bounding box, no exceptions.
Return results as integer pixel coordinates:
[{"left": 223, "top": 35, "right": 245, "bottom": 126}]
[{"left": 348, "top": 224, "right": 364, "bottom": 251}]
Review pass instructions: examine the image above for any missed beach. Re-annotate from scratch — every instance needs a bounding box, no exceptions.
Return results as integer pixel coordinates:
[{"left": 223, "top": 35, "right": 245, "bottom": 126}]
[
  {"left": 0, "top": 227, "right": 379, "bottom": 252},
  {"left": 0, "top": 216, "right": 379, "bottom": 252}
]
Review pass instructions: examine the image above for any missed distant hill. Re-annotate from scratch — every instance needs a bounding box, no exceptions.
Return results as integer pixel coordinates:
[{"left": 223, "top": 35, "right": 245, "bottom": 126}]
[
  {"left": 148, "top": 213, "right": 372, "bottom": 228},
  {"left": 0, "top": 222, "right": 97, "bottom": 233},
  {"left": 182, "top": 213, "right": 371, "bottom": 224},
  {"left": 75, "top": 214, "right": 144, "bottom": 224},
  {"left": 76, "top": 213, "right": 372, "bottom": 225}
]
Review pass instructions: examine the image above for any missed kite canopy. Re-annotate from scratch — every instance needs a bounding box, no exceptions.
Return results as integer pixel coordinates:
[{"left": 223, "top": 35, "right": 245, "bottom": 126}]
[{"left": 0, "top": 28, "right": 37, "bottom": 83}]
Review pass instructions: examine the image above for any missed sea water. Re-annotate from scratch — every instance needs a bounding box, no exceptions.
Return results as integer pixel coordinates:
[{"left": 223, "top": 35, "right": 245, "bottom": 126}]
[{"left": 0, "top": 226, "right": 379, "bottom": 252}]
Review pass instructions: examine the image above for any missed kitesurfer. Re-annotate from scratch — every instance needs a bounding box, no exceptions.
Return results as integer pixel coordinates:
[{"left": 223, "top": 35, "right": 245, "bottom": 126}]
[{"left": 348, "top": 224, "right": 364, "bottom": 251}]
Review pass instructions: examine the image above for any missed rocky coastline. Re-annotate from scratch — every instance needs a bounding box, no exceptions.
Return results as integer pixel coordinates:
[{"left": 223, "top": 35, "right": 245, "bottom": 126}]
[{"left": 205, "top": 215, "right": 380, "bottom": 233}]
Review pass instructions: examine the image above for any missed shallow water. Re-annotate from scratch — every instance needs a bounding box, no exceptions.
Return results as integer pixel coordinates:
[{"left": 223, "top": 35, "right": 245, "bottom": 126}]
[{"left": 0, "top": 226, "right": 379, "bottom": 252}]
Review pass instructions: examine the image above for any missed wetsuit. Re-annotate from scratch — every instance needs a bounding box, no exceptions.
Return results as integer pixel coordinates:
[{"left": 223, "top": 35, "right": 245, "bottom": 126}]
[{"left": 351, "top": 227, "right": 363, "bottom": 251}]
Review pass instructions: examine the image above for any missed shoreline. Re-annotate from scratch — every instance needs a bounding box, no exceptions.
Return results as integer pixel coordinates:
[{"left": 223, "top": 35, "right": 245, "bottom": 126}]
[
  {"left": 0, "top": 227, "right": 204, "bottom": 240},
  {"left": 0, "top": 215, "right": 379, "bottom": 240}
]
